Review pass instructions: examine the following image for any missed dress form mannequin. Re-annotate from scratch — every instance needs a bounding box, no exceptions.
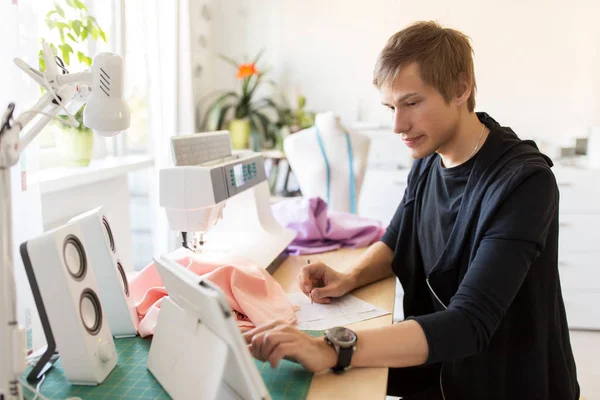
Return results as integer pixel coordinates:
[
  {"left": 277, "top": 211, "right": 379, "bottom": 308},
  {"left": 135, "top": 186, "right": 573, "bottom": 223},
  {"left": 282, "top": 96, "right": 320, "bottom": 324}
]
[{"left": 283, "top": 111, "right": 370, "bottom": 213}]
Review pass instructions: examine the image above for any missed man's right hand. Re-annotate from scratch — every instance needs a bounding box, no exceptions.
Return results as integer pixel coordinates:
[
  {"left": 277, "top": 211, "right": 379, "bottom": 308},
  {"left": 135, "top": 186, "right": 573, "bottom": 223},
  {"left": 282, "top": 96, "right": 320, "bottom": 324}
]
[{"left": 296, "top": 260, "right": 355, "bottom": 304}]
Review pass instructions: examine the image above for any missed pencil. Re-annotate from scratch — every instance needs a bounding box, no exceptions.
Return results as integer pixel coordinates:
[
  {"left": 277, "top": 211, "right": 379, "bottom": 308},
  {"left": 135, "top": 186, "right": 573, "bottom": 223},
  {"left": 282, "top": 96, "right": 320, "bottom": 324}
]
[{"left": 307, "top": 259, "right": 312, "bottom": 304}]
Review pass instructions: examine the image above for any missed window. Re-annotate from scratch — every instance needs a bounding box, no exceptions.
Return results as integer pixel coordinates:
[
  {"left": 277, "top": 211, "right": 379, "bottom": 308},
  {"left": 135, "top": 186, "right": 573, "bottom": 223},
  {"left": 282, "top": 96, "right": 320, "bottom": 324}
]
[
  {"left": 93, "top": 0, "right": 151, "bottom": 156},
  {"left": 35, "top": 0, "right": 151, "bottom": 168},
  {"left": 32, "top": 0, "right": 154, "bottom": 270},
  {"left": 121, "top": 0, "right": 151, "bottom": 155}
]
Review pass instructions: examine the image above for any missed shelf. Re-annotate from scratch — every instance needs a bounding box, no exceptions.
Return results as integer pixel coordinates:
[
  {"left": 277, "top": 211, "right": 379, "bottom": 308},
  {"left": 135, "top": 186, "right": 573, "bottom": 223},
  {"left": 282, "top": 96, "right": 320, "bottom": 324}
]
[{"left": 32, "top": 155, "right": 154, "bottom": 194}]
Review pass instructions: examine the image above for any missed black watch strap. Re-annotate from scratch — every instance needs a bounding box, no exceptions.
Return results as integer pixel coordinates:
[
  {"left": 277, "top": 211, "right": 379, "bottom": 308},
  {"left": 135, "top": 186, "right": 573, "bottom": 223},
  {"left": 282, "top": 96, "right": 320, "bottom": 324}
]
[{"left": 331, "top": 346, "right": 354, "bottom": 373}]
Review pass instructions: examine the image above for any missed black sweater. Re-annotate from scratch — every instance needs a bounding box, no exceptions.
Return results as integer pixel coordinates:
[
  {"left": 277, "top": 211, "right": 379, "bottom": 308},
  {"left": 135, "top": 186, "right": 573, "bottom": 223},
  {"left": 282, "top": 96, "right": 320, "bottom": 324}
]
[{"left": 382, "top": 113, "right": 579, "bottom": 399}]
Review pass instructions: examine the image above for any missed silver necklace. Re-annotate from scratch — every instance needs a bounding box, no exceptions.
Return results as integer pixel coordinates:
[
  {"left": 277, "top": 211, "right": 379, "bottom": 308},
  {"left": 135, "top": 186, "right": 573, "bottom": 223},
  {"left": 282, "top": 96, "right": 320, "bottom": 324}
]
[{"left": 469, "top": 123, "right": 486, "bottom": 159}]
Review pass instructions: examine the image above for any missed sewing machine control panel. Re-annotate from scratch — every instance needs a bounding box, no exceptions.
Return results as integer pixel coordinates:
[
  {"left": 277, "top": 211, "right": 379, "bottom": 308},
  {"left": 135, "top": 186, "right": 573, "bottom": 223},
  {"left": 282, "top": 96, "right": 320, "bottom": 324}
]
[
  {"left": 223, "top": 155, "right": 266, "bottom": 197},
  {"left": 230, "top": 161, "right": 258, "bottom": 188}
]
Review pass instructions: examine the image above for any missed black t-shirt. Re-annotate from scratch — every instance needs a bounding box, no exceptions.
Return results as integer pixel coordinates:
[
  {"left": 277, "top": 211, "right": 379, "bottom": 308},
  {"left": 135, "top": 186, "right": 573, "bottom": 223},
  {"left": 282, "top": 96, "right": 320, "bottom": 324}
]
[
  {"left": 378, "top": 113, "right": 579, "bottom": 398},
  {"left": 417, "top": 155, "right": 476, "bottom": 276}
]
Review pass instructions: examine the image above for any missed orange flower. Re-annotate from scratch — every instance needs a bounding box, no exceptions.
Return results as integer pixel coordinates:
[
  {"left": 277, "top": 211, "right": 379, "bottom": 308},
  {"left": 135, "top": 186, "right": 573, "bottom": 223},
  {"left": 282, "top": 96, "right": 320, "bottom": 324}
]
[{"left": 236, "top": 62, "right": 259, "bottom": 79}]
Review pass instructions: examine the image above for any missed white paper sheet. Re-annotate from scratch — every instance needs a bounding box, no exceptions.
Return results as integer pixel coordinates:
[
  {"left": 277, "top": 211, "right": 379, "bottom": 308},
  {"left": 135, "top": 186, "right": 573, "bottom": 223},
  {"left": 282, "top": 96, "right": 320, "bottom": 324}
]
[{"left": 287, "top": 292, "right": 391, "bottom": 330}]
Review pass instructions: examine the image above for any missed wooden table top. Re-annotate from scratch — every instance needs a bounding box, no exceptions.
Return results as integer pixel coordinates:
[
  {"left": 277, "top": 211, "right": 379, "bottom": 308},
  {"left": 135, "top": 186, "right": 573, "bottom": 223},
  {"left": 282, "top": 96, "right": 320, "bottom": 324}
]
[{"left": 272, "top": 247, "right": 396, "bottom": 400}]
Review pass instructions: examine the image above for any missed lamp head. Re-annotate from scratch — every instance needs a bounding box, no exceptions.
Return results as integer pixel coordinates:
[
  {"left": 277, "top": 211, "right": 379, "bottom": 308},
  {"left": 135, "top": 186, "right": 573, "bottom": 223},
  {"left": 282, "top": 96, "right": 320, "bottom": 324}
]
[{"left": 83, "top": 52, "right": 130, "bottom": 137}]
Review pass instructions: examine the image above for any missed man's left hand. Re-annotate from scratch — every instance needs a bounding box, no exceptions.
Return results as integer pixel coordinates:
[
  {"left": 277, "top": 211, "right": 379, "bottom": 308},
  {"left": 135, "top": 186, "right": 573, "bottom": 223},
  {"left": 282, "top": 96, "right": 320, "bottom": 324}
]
[{"left": 243, "top": 320, "right": 337, "bottom": 373}]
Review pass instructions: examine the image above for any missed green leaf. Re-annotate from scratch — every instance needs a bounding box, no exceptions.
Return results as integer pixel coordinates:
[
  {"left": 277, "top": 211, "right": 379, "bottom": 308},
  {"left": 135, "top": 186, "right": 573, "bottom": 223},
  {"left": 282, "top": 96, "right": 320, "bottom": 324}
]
[
  {"left": 55, "top": 3, "right": 65, "bottom": 18},
  {"left": 73, "top": 0, "right": 87, "bottom": 10},
  {"left": 202, "top": 92, "right": 239, "bottom": 130},
  {"left": 91, "top": 26, "right": 99, "bottom": 40},
  {"left": 55, "top": 21, "right": 69, "bottom": 42},
  {"left": 61, "top": 51, "right": 70, "bottom": 66},
  {"left": 246, "top": 72, "right": 265, "bottom": 101},
  {"left": 59, "top": 43, "right": 74, "bottom": 66},
  {"left": 216, "top": 104, "right": 235, "bottom": 130},
  {"left": 81, "top": 28, "right": 88, "bottom": 41},
  {"left": 252, "top": 48, "right": 265, "bottom": 65},
  {"left": 249, "top": 115, "right": 264, "bottom": 150},
  {"left": 253, "top": 110, "right": 272, "bottom": 136},
  {"left": 38, "top": 49, "right": 46, "bottom": 72},
  {"left": 242, "top": 76, "right": 251, "bottom": 98},
  {"left": 235, "top": 97, "right": 251, "bottom": 119},
  {"left": 67, "top": 33, "right": 77, "bottom": 42},
  {"left": 252, "top": 98, "right": 280, "bottom": 112},
  {"left": 205, "top": 103, "right": 226, "bottom": 131},
  {"left": 298, "top": 95, "right": 306, "bottom": 109},
  {"left": 65, "top": 0, "right": 75, "bottom": 8},
  {"left": 249, "top": 109, "right": 273, "bottom": 149},
  {"left": 249, "top": 114, "right": 264, "bottom": 137},
  {"left": 59, "top": 43, "right": 74, "bottom": 53},
  {"left": 211, "top": 91, "right": 239, "bottom": 106},
  {"left": 218, "top": 54, "right": 239, "bottom": 69},
  {"left": 99, "top": 29, "right": 107, "bottom": 43},
  {"left": 72, "top": 20, "right": 82, "bottom": 36},
  {"left": 250, "top": 110, "right": 275, "bottom": 150}
]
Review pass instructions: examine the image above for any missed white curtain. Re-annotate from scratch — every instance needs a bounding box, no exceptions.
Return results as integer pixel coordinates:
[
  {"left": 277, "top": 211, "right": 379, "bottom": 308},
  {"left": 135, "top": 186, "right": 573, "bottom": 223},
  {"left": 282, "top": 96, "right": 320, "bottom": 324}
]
[
  {"left": 0, "top": 1, "right": 46, "bottom": 352},
  {"left": 145, "top": 0, "right": 196, "bottom": 256}
]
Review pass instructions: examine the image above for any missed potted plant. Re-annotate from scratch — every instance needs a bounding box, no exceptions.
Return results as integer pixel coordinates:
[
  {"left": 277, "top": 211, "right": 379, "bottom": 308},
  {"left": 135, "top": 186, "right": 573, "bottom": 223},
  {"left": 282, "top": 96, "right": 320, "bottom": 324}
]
[
  {"left": 202, "top": 50, "right": 279, "bottom": 151},
  {"left": 40, "top": 0, "right": 107, "bottom": 166},
  {"left": 272, "top": 93, "right": 316, "bottom": 150}
]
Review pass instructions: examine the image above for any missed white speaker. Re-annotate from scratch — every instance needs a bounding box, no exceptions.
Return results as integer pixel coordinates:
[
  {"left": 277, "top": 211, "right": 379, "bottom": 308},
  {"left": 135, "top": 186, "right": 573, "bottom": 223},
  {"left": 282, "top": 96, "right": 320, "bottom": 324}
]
[
  {"left": 68, "top": 207, "right": 138, "bottom": 337},
  {"left": 20, "top": 219, "right": 117, "bottom": 385}
]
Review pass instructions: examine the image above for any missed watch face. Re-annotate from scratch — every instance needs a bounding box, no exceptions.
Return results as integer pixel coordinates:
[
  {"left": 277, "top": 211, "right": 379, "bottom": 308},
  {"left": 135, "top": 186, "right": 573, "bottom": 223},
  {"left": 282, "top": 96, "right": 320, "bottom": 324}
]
[{"left": 327, "top": 327, "right": 357, "bottom": 347}]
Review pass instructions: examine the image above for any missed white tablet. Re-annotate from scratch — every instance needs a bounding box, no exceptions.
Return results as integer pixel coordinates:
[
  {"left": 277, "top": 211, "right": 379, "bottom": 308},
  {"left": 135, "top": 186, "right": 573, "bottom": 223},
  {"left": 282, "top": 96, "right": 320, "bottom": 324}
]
[{"left": 147, "top": 254, "right": 270, "bottom": 400}]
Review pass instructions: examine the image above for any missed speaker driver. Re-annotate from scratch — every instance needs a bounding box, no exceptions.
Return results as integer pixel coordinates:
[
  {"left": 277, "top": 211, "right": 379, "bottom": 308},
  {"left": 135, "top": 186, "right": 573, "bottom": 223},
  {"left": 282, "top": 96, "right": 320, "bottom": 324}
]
[
  {"left": 116, "top": 261, "right": 129, "bottom": 297},
  {"left": 102, "top": 216, "right": 115, "bottom": 253},
  {"left": 80, "top": 289, "right": 103, "bottom": 335},
  {"left": 63, "top": 235, "right": 86, "bottom": 280}
]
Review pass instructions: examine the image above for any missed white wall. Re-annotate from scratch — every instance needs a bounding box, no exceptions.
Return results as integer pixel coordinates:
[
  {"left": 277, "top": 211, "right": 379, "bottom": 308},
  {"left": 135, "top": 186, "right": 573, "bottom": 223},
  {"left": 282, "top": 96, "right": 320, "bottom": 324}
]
[{"left": 202, "top": 0, "right": 600, "bottom": 143}]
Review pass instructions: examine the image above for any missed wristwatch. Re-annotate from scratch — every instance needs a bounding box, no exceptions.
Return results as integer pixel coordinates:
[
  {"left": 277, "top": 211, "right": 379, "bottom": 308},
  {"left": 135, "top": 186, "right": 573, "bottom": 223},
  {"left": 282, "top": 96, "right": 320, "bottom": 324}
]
[{"left": 324, "top": 326, "right": 357, "bottom": 374}]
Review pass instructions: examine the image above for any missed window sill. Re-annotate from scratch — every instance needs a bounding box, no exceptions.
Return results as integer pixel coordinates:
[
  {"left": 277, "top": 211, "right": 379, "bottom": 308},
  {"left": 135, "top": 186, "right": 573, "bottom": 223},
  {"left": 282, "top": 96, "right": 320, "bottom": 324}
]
[{"left": 32, "top": 155, "right": 154, "bottom": 195}]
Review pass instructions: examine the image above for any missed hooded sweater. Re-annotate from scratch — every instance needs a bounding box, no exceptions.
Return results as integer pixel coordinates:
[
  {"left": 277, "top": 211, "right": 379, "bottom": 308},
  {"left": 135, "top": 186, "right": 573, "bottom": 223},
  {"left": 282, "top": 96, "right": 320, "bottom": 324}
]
[{"left": 381, "top": 112, "right": 579, "bottom": 399}]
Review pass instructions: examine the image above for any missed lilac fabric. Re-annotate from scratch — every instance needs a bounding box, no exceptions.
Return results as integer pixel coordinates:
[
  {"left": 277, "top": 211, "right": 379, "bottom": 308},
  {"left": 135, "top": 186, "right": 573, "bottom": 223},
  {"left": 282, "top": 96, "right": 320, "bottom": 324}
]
[{"left": 271, "top": 196, "right": 386, "bottom": 255}]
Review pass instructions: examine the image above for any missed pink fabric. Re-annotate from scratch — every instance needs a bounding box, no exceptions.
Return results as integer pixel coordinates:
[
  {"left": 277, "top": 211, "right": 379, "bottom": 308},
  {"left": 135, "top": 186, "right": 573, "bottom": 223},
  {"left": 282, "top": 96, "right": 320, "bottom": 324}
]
[
  {"left": 129, "top": 250, "right": 296, "bottom": 337},
  {"left": 272, "top": 196, "right": 386, "bottom": 255}
]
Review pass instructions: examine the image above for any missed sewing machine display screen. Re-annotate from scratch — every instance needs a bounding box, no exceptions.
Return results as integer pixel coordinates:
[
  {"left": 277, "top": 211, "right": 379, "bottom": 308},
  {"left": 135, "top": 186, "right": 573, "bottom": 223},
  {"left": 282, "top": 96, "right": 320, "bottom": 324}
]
[
  {"left": 231, "top": 162, "right": 257, "bottom": 188},
  {"left": 233, "top": 164, "right": 245, "bottom": 187}
]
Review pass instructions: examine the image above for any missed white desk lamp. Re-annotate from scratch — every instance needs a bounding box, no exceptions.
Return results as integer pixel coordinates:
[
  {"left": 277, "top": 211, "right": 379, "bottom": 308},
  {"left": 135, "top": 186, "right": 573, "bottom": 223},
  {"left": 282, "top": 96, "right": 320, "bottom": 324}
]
[{"left": 0, "top": 41, "right": 130, "bottom": 400}]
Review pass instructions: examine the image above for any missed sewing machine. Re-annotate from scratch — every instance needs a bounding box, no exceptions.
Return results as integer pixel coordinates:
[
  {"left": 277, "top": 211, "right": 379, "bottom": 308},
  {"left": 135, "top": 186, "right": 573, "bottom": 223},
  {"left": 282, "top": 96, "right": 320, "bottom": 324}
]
[{"left": 159, "top": 130, "right": 296, "bottom": 273}]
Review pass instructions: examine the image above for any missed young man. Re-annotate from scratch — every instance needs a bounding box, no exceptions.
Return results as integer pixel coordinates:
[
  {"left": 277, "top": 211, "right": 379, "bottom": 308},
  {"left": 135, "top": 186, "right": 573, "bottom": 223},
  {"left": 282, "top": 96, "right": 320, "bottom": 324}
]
[{"left": 243, "top": 21, "right": 579, "bottom": 399}]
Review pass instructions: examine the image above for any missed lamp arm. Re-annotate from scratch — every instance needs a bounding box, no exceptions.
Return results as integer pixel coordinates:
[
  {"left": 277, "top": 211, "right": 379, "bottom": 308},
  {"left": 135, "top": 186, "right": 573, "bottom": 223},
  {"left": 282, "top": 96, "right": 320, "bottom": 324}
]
[
  {"left": 57, "top": 70, "right": 92, "bottom": 86},
  {"left": 11, "top": 55, "right": 93, "bottom": 155},
  {"left": 0, "top": 123, "right": 26, "bottom": 400},
  {"left": 13, "top": 93, "right": 59, "bottom": 154},
  {"left": 18, "top": 84, "right": 87, "bottom": 153},
  {"left": 0, "top": 65, "right": 85, "bottom": 400},
  {"left": 0, "top": 89, "right": 80, "bottom": 400},
  {"left": 1, "top": 41, "right": 128, "bottom": 400}
]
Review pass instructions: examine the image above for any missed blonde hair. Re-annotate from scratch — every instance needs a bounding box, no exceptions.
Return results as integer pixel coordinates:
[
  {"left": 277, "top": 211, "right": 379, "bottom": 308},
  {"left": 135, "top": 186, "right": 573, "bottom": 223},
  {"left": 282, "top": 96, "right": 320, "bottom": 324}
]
[{"left": 373, "top": 21, "right": 477, "bottom": 112}]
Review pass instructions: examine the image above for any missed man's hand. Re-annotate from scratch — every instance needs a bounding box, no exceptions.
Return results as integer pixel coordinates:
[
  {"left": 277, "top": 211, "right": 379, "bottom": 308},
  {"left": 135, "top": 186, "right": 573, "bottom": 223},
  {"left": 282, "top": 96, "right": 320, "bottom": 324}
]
[
  {"left": 296, "top": 260, "right": 355, "bottom": 304},
  {"left": 243, "top": 320, "right": 338, "bottom": 373}
]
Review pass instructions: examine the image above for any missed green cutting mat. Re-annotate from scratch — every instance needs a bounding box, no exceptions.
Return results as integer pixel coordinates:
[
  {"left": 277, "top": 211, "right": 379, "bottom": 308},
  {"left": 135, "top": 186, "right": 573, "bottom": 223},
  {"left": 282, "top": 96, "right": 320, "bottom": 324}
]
[{"left": 21, "top": 331, "right": 324, "bottom": 400}]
